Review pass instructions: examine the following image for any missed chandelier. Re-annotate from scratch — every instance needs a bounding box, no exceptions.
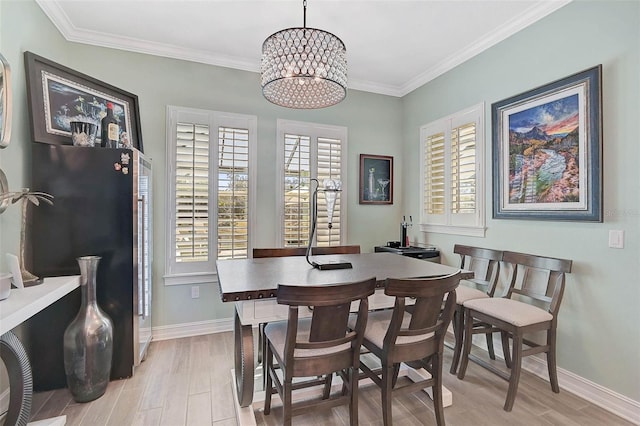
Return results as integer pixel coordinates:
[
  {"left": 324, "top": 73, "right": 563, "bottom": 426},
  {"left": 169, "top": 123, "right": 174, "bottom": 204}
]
[{"left": 260, "top": 0, "right": 347, "bottom": 109}]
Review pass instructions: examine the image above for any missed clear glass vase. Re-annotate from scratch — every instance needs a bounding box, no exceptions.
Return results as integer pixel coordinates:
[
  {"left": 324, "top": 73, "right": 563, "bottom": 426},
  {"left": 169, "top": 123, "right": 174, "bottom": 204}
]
[{"left": 63, "top": 255, "right": 114, "bottom": 402}]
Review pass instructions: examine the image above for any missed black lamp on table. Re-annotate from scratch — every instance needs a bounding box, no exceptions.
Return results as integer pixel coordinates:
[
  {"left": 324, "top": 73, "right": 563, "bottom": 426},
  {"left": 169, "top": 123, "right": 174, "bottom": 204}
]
[{"left": 305, "top": 178, "right": 353, "bottom": 270}]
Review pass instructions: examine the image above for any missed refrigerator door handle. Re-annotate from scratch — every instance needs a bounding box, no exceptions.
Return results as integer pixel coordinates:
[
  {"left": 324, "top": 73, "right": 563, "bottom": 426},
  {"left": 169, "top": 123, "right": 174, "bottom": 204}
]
[{"left": 138, "top": 195, "right": 147, "bottom": 319}]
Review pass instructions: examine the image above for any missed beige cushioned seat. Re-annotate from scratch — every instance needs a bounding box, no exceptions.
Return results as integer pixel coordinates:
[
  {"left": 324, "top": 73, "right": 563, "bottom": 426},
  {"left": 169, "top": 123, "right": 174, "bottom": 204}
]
[
  {"left": 463, "top": 298, "right": 553, "bottom": 327},
  {"left": 264, "top": 319, "right": 351, "bottom": 358},
  {"left": 348, "top": 310, "right": 434, "bottom": 349},
  {"left": 450, "top": 284, "right": 489, "bottom": 304}
]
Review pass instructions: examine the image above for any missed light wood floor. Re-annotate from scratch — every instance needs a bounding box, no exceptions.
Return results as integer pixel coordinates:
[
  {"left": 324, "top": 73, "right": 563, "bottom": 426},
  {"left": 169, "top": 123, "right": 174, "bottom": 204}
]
[{"left": 29, "top": 332, "right": 634, "bottom": 426}]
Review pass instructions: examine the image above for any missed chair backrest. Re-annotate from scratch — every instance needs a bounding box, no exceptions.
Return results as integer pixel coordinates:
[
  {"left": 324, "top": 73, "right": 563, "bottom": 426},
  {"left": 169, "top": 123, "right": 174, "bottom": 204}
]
[
  {"left": 502, "top": 251, "right": 572, "bottom": 316},
  {"left": 253, "top": 245, "right": 360, "bottom": 258},
  {"left": 277, "top": 277, "right": 376, "bottom": 361},
  {"left": 383, "top": 272, "right": 461, "bottom": 355},
  {"left": 453, "top": 244, "right": 503, "bottom": 296}
]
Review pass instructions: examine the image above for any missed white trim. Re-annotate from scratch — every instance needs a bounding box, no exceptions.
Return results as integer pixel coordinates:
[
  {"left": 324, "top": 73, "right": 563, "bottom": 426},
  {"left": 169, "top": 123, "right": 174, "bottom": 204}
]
[
  {"left": 399, "top": 1, "right": 572, "bottom": 96},
  {"left": 465, "top": 333, "right": 640, "bottom": 424},
  {"left": 275, "top": 119, "right": 349, "bottom": 247},
  {"left": 419, "top": 102, "right": 486, "bottom": 235},
  {"left": 149, "top": 320, "right": 638, "bottom": 422},
  {"left": 163, "top": 272, "right": 217, "bottom": 286},
  {"left": 165, "top": 106, "right": 257, "bottom": 282},
  {"left": 420, "top": 223, "right": 486, "bottom": 238},
  {"left": 152, "top": 318, "right": 233, "bottom": 341},
  {"left": 36, "top": 0, "right": 571, "bottom": 98},
  {"left": 148, "top": 320, "right": 640, "bottom": 425}
]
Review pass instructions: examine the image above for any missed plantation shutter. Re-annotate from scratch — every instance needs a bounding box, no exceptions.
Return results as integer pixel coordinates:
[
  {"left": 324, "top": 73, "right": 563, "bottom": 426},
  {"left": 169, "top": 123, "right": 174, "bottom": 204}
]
[
  {"left": 283, "top": 133, "right": 311, "bottom": 247},
  {"left": 419, "top": 103, "right": 484, "bottom": 236},
  {"left": 175, "top": 122, "right": 210, "bottom": 263},
  {"left": 451, "top": 122, "right": 477, "bottom": 214},
  {"left": 281, "top": 130, "right": 344, "bottom": 248},
  {"left": 424, "top": 131, "right": 446, "bottom": 215},
  {"left": 316, "top": 137, "right": 342, "bottom": 246},
  {"left": 217, "top": 127, "right": 249, "bottom": 260}
]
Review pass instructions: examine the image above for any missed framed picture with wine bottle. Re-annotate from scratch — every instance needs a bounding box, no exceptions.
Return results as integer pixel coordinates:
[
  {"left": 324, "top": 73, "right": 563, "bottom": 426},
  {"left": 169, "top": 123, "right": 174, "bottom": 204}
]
[
  {"left": 359, "top": 154, "right": 393, "bottom": 204},
  {"left": 24, "top": 51, "right": 143, "bottom": 152}
]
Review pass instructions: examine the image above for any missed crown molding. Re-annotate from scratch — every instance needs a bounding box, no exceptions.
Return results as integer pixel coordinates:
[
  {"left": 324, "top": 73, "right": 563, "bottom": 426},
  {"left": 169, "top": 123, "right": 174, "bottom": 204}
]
[
  {"left": 37, "top": 0, "right": 572, "bottom": 98},
  {"left": 399, "top": 0, "right": 572, "bottom": 96},
  {"left": 35, "top": 0, "right": 259, "bottom": 73}
]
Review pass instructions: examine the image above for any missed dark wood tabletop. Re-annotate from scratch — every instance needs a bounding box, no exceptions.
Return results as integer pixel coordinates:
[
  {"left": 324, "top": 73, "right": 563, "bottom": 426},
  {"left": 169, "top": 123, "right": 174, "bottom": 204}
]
[{"left": 216, "top": 252, "right": 470, "bottom": 302}]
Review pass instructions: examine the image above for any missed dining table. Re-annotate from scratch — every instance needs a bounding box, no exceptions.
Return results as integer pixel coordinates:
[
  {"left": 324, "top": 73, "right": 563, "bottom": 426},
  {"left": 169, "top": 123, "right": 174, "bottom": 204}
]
[{"left": 216, "top": 251, "right": 470, "bottom": 425}]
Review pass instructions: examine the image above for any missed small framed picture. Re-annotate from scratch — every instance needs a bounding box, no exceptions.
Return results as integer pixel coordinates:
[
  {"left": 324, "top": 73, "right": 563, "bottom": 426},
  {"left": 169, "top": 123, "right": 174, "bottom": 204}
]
[{"left": 359, "top": 154, "right": 393, "bottom": 205}]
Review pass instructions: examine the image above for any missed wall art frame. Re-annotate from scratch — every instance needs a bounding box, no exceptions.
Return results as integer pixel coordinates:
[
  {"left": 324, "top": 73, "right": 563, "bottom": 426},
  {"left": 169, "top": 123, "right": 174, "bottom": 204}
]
[
  {"left": 24, "top": 51, "right": 143, "bottom": 152},
  {"left": 492, "top": 65, "right": 602, "bottom": 222},
  {"left": 359, "top": 154, "right": 393, "bottom": 204}
]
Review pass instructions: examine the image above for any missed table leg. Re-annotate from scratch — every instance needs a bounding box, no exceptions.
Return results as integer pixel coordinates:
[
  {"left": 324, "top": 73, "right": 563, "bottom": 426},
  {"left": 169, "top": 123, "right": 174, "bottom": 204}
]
[
  {"left": 1, "top": 331, "right": 33, "bottom": 426},
  {"left": 234, "top": 307, "right": 254, "bottom": 408}
]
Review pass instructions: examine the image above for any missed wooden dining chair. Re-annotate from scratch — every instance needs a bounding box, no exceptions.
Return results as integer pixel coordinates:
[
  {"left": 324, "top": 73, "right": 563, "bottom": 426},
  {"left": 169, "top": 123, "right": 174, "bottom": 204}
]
[
  {"left": 350, "top": 271, "right": 461, "bottom": 426},
  {"left": 253, "top": 246, "right": 361, "bottom": 368},
  {"left": 448, "top": 245, "right": 503, "bottom": 374},
  {"left": 456, "top": 251, "right": 572, "bottom": 411},
  {"left": 263, "top": 277, "right": 377, "bottom": 426}
]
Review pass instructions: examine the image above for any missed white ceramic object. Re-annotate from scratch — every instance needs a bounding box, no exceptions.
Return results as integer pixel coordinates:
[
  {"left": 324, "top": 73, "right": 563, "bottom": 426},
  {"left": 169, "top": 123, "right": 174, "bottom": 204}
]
[{"left": 0, "top": 272, "right": 11, "bottom": 300}]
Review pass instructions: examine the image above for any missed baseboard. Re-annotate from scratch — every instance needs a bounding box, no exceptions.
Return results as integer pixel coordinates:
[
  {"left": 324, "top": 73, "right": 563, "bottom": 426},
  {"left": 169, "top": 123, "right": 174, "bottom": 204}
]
[
  {"left": 152, "top": 318, "right": 233, "bottom": 341},
  {"left": 462, "top": 332, "right": 640, "bottom": 424},
  {"left": 150, "top": 321, "right": 639, "bottom": 423}
]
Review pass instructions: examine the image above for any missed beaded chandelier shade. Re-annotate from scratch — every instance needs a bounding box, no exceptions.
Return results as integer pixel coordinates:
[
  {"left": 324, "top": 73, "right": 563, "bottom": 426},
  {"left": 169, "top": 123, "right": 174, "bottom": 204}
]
[{"left": 260, "top": 1, "right": 347, "bottom": 109}]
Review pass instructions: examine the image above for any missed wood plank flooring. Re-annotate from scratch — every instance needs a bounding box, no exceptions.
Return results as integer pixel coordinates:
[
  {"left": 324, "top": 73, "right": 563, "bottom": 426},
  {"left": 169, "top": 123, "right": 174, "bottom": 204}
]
[{"left": 29, "top": 332, "right": 634, "bottom": 425}]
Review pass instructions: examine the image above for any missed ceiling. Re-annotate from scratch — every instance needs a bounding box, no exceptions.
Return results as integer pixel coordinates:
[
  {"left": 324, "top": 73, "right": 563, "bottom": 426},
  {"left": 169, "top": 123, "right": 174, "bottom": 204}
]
[{"left": 36, "top": 0, "right": 571, "bottom": 97}]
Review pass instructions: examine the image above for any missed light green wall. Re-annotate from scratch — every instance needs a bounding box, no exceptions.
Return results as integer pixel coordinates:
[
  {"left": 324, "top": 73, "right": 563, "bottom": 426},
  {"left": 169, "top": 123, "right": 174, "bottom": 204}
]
[
  {"left": 1, "top": 0, "right": 638, "bottom": 404},
  {"left": 0, "top": 1, "right": 402, "bottom": 324},
  {"left": 402, "top": 0, "right": 640, "bottom": 401}
]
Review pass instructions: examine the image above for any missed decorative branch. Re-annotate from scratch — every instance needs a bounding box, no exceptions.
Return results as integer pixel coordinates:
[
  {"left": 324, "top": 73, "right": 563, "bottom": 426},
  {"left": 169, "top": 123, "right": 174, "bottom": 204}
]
[
  {"left": 0, "top": 188, "right": 54, "bottom": 207},
  {"left": 0, "top": 188, "right": 54, "bottom": 284}
]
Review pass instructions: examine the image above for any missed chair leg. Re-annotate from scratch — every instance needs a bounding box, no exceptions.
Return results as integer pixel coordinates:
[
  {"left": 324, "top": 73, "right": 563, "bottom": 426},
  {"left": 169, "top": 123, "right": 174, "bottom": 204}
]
[
  {"left": 501, "top": 331, "right": 512, "bottom": 368},
  {"left": 391, "top": 363, "right": 401, "bottom": 388},
  {"left": 263, "top": 343, "right": 273, "bottom": 415},
  {"left": 449, "top": 306, "right": 463, "bottom": 374},
  {"left": 322, "top": 373, "right": 333, "bottom": 399},
  {"left": 504, "top": 332, "right": 523, "bottom": 412},
  {"left": 547, "top": 328, "right": 560, "bottom": 393},
  {"left": 381, "top": 362, "right": 394, "bottom": 426},
  {"left": 457, "top": 308, "right": 474, "bottom": 380},
  {"left": 349, "top": 367, "right": 359, "bottom": 426},
  {"left": 485, "top": 330, "right": 496, "bottom": 360},
  {"left": 283, "top": 379, "right": 293, "bottom": 426},
  {"left": 432, "top": 352, "right": 446, "bottom": 426}
]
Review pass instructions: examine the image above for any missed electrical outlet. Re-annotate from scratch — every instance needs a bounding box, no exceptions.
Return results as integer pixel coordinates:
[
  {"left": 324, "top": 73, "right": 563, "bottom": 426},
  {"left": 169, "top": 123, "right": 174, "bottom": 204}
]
[
  {"left": 191, "top": 285, "right": 200, "bottom": 299},
  {"left": 608, "top": 230, "right": 624, "bottom": 249}
]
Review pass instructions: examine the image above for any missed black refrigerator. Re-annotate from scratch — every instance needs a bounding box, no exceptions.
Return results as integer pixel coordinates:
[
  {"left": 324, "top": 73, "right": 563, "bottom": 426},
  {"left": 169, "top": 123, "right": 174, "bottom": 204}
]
[{"left": 27, "top": 142, "right": 152, "bottom": 390}]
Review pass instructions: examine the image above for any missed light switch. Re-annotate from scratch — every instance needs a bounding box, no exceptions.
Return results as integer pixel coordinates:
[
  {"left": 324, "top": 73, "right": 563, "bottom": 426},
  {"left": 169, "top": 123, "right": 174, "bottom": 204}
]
[
  {"left": 191, "top": 285, "right": 200, "bottom": 298},
  {"left": 608, "top": 230, "right": 624, "bottom": 249}
]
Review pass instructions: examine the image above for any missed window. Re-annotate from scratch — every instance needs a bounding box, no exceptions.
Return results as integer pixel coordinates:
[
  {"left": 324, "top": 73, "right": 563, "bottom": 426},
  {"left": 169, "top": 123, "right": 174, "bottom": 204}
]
[
  {"left": 277, "top": 119, "right": 348, "bottom": 247},
  {"left": 165, "top": 106, "right": 256, "bottom": 285},
  {"left": 420, "top": 103, "right": 485, "bottom": 237}
]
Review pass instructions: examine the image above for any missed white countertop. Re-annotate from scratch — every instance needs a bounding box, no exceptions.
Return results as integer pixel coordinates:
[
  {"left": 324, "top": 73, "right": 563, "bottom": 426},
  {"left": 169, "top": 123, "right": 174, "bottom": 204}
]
[{"left": 0, "top": 276, "right": 80, "bottom": 335}]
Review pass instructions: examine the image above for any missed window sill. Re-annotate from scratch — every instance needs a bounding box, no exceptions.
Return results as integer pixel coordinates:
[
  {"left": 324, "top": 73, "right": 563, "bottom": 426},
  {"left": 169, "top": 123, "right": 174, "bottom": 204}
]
[
  {"left": 163, "top": 272, "right": 217, "bottom": 286},
  {"left": 419, "top": 223, "right": 486, "bottom": 238}
]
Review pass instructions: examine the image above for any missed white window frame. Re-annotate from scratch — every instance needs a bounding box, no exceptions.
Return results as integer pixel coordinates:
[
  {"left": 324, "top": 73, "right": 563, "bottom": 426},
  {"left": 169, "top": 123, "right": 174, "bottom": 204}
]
[
  {"left": 276, "top": 119, "right": 348, "bottom": 247},
  {"left": 419, "top": 103, "right": 486, "bottom": 237},
  {"left": 164, "top": 106, "right": 257, "bottom": 285}
]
